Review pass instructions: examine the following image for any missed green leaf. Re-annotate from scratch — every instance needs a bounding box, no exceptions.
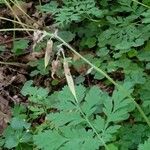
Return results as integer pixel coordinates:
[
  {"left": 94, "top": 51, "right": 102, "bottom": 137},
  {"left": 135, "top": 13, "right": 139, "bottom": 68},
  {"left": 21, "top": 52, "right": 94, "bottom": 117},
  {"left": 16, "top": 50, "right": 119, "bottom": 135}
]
[
  {"left": 20, "top": 133, "right": 32, "bottom": 143},
  {"left": 146, "top": 62, "right": 150, "bottom": 69},
  {"left": 21, "top": 80, "right": 34, "bottom": 96},
  {"left": 137, "top": 51, "right": 150, "bottom": 61},
  {"left": 98, "top": 23, "right": 146, "bottom": 51},
  {"left": 30, "top": 59, "right": 49, "bottom": 76},
  {"left": 11, "top": 117, "right": 30, "bottom": 130},
  {"left": 138, "top": 138, "right": 150, "bottom": 150},
  {"left": 3, "top": 123, "right": 32, "bottom": 149},
  {"left": 142, "top": 10, "right": 150, "bottom": 23},
  {"left": 58, "top": 85, "right": 86, "bottom": 106},
  {"left": 0, "top": 137, "right": 4, "bottom": 147},
  {"left": 107, "top": 144, "right": 118, "bottom": 150},
  {"left": 38, "top": 1, "right": 58, "bottom": 14},
  {"left": 34, "top": 128, "right": 100, "bottom": 150},
  {"left": 80, "top": 37, "right": 97, "bottom": 48},
  {"left": 58, "top": 31, "right": 75, "bottom": 42},
  {"left": 98, "top": 125, "right": 121, "bottom": 143},
  {"left": 46, "top": 111, "right": 84, "bottom": 127},
  {"left": 4, "top": 136, "right": 18, "bottom": 149},
  {"left": 96, "top": 47, "right": 109, "bottom": 57},
  {"left": 103, "top": 89, "right": 132, "bottom": 122},
  {"left": 21, "top": 80, "right": 49, "bottom": 104},
  {"left": 117, "top": 124, "right": 150, "bottom": 149},
  {"left": 0, "top": 45, "right": 5, "bottom": 53},
  {"left": 12, "top": 39, "right": 29, "bottom": 55},
  {"left": 93, "top": 116, "right": 105, "bottom": 132},
  {"left": 12, "top": 105, "right": 27, "bottom": 118},
  {"left": 139, "top": 79, "right": 150, "bottom": 107},
  {"left": 34, "top": 130, "right": 66, "bottom": 150},
  {"left": 128, "top": 49, "right": 138, "bottom": 58},
  {"left": 0, "top": 0, "right": 4, "bottom": 3},
  {"left": 60, "top": 128, "right": 100, "bottom": 150},
  {"left": 39, "top": 0, "right": 102, "bottom": 26},
  {"left": 75, "top": 75, "right": 85, "bottom": 84},
  {"left": 82, "top": 86, "right": 103, "bottom": 116}
]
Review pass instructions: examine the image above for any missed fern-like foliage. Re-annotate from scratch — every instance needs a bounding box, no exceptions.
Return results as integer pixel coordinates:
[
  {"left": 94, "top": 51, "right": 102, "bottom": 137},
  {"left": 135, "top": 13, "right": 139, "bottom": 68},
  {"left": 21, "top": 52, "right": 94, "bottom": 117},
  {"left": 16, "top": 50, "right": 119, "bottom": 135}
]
[
  {"left": 21, "top": 80, "right": 49, "bottom": 104},
  {"left": 2, "top": 105, "right": 32, "bottom": 149},
  {"left": 39, "top": 0, "right": 150, "bottom": 51},
  {"left": 38, "top": 0, "right": 104, "bottom": 26},
  {"left": 34, "top": 128, "right": 100, "bottom": 150},
  {"left": 98, "top": 23, "right": 145, "bottom": 50},
  {"left": 20, "top": 80, "right": 54, "bottom": 118},
  {"left": 117, "top": 124, "right": 150, "bottom": 149},
  {"left": 138, "top": 138, "right": 150, "bottom": 150},
  {"left": 33, "top": 85, "right": 134, "bottom": 149}
]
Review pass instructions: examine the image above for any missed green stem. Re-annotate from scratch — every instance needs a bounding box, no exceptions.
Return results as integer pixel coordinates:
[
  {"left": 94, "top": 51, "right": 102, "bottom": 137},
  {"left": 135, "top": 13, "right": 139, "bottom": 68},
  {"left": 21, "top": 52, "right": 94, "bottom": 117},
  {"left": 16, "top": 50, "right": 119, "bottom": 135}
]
[
  {"left": 53, "top": 34, "right": 150, "bottom": 127},
  {"left": 74, "top": 98, "right": 109, "bottom": 150},
  {"left": 132, "top": 0, "right": 150, "bottom": 9},
  {"left": 62, "top": 50, "right": 109, "bottom": 149},
  {"left": 1, "top": 28, "right": 149, "bottom": 127}
]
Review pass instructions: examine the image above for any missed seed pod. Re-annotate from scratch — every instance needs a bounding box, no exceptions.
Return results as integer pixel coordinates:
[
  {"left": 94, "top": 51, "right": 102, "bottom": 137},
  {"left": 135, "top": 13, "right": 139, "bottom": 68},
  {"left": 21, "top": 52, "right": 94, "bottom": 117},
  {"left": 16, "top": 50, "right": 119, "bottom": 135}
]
[
  {"left": 51, "top": 60, "right": 60, "bottom": 79},
  {"left": 44, "top": 39, "right": 53, "bottom": 68},
  {"left": 63, "top": 59, "right": 77, "bottom": 100}
]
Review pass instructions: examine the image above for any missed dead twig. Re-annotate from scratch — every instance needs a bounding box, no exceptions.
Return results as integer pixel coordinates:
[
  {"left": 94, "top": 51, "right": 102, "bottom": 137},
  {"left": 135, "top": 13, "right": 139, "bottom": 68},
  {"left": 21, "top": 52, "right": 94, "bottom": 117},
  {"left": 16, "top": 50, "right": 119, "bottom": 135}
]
[{"left": 0, "top": 61, "right": 28, "bottom": 67}]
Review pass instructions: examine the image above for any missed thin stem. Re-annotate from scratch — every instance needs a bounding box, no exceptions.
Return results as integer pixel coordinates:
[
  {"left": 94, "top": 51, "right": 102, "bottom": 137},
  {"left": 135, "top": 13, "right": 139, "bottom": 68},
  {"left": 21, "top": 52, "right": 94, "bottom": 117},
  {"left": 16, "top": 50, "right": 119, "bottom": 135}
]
[
  {"left": 54, "top": 34, "right": 118, "bottom": 87},
  {"left": 2, "top": 28, "right": 150, "bottom": 127},
  {"left": 62, "top": 49, "right": 109, "bottom": 148},
  {"left": 80, "top": 108, "right": 109, "bottom": 150},
  {"left": 3, "top": 0, "right": 31, "bottom": 35},
  {"left": 13, "top": 17, "right": 16, "bottom": 52},
  {"left": 12, "top": 0, "right": 36, "bottom": 24},
  {"left": 0, "top": 28, "right": 36, "bottom": 32},
  {"left": 38, "top": 0, "right": 46, "bottom": 27},
  {"left": 0, "top": 37, "right": 31, "bottom": 45},
  {"left": 132, "top": 0, "right": 150, "bottom": 9},
  {"left": 0, "top": 16, "right": 33, "bottom": 28},
  {"left": 38, "top": 0, "right": 42, "bottom": 11},
  {"left": 53, "top": 34, "right": 150, "bottom": 127},
  {"left": 74, "top": 96, "right": 109, "bottom": 150},
  {"left": 0, "top": 61, "right": 28, "bottom": 67}
]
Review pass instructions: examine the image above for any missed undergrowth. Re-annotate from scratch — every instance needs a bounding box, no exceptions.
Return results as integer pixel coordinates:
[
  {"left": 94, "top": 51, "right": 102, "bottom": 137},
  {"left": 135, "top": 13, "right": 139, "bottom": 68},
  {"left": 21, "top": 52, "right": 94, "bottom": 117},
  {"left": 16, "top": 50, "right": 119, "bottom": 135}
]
[{"left": 0, "top": 0, "right": 150, "bottom": 150}]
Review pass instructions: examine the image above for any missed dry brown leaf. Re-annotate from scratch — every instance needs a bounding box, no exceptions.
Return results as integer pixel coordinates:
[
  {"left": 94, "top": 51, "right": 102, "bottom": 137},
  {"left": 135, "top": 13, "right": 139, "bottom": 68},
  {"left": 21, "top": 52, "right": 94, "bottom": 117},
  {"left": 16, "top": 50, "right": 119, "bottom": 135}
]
[
  {"left": 51, "top": 60, "right": 60, "bottom": 79},
  {"left": 45, "top": 40, "right": 53, "bottom": 68},
  {"left": 33, "top": 30, "right": 42, "bottom": 41},
  {"left": 12, "top": 1, "right": 32, "bottom": 17},
  {"left": 0, "top": 96, "right": 11, "bottom": 134},
  {"left": 19, "top": 51, "right": 45, "bottom": 63},
  {"left": 33, "top": 30, "right": 46, "bottom": 50},
  {"left": 63, "top": 59, "right": 77, "bottom": 99}
]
